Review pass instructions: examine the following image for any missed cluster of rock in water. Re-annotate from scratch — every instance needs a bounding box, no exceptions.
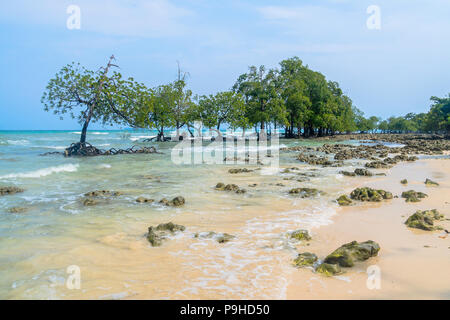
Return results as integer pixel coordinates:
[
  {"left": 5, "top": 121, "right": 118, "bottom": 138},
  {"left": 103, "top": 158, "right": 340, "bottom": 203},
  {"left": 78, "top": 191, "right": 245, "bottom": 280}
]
[{"left": 215, "top": 182, "right": 246, "bottom": 194}]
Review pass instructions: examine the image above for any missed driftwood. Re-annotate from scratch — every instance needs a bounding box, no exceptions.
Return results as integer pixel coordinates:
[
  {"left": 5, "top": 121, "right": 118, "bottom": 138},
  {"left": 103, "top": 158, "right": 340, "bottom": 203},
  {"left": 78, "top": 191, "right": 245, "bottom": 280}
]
[{"left": 40, "top": 142, "right": 160, "bottom": 157}]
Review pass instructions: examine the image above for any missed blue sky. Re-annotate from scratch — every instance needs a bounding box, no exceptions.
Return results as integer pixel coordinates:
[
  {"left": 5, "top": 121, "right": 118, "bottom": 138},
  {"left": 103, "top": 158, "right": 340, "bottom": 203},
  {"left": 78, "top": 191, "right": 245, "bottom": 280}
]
[{"left": 1, "top": 0, "right": 449, "bottom": 130}]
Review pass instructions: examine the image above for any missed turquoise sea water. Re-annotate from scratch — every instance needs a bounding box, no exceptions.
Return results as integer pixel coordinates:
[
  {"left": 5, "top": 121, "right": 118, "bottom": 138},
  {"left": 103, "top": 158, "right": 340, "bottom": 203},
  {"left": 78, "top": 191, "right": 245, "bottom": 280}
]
[{"left": 0, "top": 130, "right": 363, "bottom": 299}]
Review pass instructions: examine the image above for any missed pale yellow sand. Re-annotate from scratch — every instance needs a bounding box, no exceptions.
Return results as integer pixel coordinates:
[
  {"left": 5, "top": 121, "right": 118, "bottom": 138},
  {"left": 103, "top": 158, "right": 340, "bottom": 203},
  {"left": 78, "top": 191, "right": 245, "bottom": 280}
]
[{"left": 286, "top": 159, "right": 450, "bottom": 299}]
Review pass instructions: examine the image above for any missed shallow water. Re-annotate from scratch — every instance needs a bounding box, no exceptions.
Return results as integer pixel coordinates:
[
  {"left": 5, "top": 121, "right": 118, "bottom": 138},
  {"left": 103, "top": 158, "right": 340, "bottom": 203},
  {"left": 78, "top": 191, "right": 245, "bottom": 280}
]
[{"left": 0, "top": 130, "right": 379, "bottom": 299}]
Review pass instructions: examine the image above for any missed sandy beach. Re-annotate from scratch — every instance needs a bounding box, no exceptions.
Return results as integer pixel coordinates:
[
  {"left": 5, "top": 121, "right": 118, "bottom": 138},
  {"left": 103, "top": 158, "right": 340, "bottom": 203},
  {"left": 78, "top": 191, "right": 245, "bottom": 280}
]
[{"left": 286, "top": 158, "right": 450, "bottom": 299}]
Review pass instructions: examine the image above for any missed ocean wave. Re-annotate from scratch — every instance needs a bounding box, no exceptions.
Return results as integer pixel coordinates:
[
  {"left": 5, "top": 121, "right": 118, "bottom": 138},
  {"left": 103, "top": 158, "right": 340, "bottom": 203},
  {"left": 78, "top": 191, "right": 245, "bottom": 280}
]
[
  {"left": 6, "top": 139, "right": 29, "bottom": 146},
  {"left": 0, "top": 164, "right": 79, "bottom": 179},
  {"left": 70, "top": 132, "right": 109, "bottom": 135},
  {"left": 130, "top": 135, "right": 156, "bottom": 142}
]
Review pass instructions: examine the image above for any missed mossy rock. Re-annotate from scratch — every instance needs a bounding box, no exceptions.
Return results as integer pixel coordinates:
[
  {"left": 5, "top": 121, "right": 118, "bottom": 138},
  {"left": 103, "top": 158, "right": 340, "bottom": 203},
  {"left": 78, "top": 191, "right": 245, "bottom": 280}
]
[
  {"left": 0, "top": 186, "right": 24, "bottom": 196},
  {"left": 216, "top": 183, "right": 246, "bottom": 194},
  {"left": 324, "top": 240, "right": 380, "bottom": 267},
  {"left": 337, "top": 195, "right": 352, "bottom": 206},
  {"left": 215, "top": 182, "right": 225, "bottom": 190},
  {"left": 401, "top": 190, "right": 427, "bottom": 203},
  {"left": 147, "top": 222, "right": 185, "bottom": 247},
  {"left": 289, "top": 188, "right": 324, "bottom": 198},
  {"left": 354, "top": 168, "right": 373, "bottom": 176},
  {"left": 405, "top": 209, "right": 444, "bottom": 231},
  {"left": 293, "top": 252, "right": 318, "bottom": 268},
  {"left": 159, "top": 196, "right": 185, "bottom": 207},
  {"left": 400, "top": 179, "right": 408, "bottom": 184},
  {"left": 84, "top": 190, "right": 122, "bottom": 197},
  {"left": 350, "top": 187, "right": 393, "bottom": 202},
  {"left": 340, "top": 171, "right": 356, "bottom": 177},
  {"left": 424, "top": 178, "right": 439, "bottom": 186},
  {"left": 315, "top": 263, "right": 342, "bottom": 276},
  {"left": 290, "top": 229, "right": 311, "bottom": 241},
  {"left": 228, "top": 168, "right": 253, "bottom": 174},
  {"left": 136, "top": 197, "right": 154, "bottom": 203}
]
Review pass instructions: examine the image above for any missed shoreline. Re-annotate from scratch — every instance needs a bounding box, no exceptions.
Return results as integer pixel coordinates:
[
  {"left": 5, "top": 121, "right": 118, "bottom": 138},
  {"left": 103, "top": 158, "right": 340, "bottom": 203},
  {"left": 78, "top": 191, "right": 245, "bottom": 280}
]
[{"left": 285, "top": 158, "right": 450, "bottom": 299}]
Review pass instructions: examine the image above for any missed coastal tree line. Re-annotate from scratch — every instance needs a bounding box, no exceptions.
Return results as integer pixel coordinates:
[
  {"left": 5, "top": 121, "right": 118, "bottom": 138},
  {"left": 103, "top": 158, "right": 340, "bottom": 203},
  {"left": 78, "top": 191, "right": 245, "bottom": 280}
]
[{"left": 41, "top": 55, "right": 450, "bottom": 149}]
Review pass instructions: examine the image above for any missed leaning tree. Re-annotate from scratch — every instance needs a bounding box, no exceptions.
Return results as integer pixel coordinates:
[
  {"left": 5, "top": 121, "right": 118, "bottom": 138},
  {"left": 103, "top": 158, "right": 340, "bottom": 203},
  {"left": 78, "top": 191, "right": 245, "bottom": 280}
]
[{"left": 41, "top": 55, "right": 149, "bottom": 156}]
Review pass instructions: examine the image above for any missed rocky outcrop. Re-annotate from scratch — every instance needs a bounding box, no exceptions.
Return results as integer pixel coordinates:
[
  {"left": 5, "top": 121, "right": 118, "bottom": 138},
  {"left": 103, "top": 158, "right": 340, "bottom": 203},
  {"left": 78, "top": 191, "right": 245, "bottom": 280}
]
[
  {"left": 147, "top": 222, "right": 185, "bottom": 246},
  {"left": 405, "top": 209, "right": 444, "bottom": 231},
  {"left": 424, "top": 178, "right": 439, "bottom": 186},
  {"left": 82, "top": 198, "right": 99, "bottom": 206},
  {"left": 401, "top": 190, "right": 428, "bottom": 202},
  {"left": 0, "top": 186, "right": 24, "bottom": 196},
  {"left": 350, "top": 187, "right": 393, "bottom": 202},
  {"left": 336, "top": 195, "right": 352, "bottom": 206},
  {"left": 215, "top": 183, "right": 246, "bottom": 194},
  {"left": 228, "top": 168, "right": 253, "bottom": 174},
  {"left": 400, "top": 179, "right": 408, "bottom": 184},
  {"left": 315, "top": 263, "right": 343, "bottom": 276}
]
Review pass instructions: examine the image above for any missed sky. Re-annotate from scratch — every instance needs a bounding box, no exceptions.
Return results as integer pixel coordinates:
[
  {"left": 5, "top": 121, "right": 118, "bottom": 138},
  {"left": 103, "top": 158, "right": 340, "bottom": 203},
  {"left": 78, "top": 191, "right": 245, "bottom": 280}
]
[{"left": 0, "top": 0, "right": 449, "bottom": 130}]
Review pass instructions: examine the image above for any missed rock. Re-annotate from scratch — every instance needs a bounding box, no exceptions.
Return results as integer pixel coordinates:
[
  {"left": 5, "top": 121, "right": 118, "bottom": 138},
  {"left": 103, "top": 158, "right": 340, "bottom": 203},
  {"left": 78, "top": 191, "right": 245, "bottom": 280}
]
[
  {"left": 350, "top": 187, "right": 393, "bottom": 202},
  {"left": 400, "top": 179, "right": 408, "bottom": 184},
  {"left": 354, "top": 168, "right": 373, "bottom": 176},
  {"left": 289, "top": 188, "right": 324, "bottom": 198},
  {"left": 84, "top": 190, "right": 122, "bottom": 197},
  {"left": 215, "top": 182, "right": 225, "bottom": 190},
  {"left": 248, "top": 183, "right": 257, "bottom": 187},
  {"left": 290, "top": 229, "right": 311, "bottom": 241},
  {"left": 337, "top": 195, "right": 352, "bottom": 206},
  {"left": 405, "top": 209, "right": 444, "bottom": 231},
  {"left": 365, "top": 161, "right": 390, "bottom": 169},
  {"left": 159, "top": 196, "right": 185, "bottom": 207},
  {"left": 340, "top": 171, "right": 356, "bottom": 177},
  {"left": 136, "top": 197, "right": 154, "bottom": 203},
  {"left": 0, "top": 186, "right": 24, "bottom": 196},
  {"left": 216, "top": 183, "right": 246, "bottom": 194},
  {"left": 323, "top": 240, "right": 380, "bottom": 267},
  {"left": 424, "top": 178, "right": 439, "bottom": 186},
  {"left": 147, "top": 222, "right": 185, "bottom": 246},
  {"left": 194, "top": 231, "right": 235, "bottom": 243},
  {"left": 82, "top": 198, "right": 99, "bottom": 206},
  {"left": 228, "top": 168, "right": 253, "bottom": 174},
  {"left": 315, "top": 263, "right": 342, "bottom": 276},
  {"left": 293, "top": 252, "right": 318, "bottom": 267},
  {"left": 7, "top": 207, "right": 28, "bottom": 213},
  {"left": 401, "top": 190, "right": 428, "bottom": 202}
]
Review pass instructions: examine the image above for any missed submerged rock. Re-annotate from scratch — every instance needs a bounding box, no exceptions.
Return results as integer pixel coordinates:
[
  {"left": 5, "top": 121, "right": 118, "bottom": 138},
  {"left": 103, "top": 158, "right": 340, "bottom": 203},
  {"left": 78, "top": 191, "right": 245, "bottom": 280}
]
[
  {"left": 159, "top": 196, "right": 185, "bottom": 207},
  {"left": 194, "top": 231, "right": 235, "bottom": 243},
  {"left": 0, "top": 186, "right": 24, "bottom": 196},
  {"left": 7, "top": 207, "right": 28, "bottom": 213},
  {"left": 290, "top": 229, "right": 311, "bottom": 241},
  {"left": 405, "top": 209, "right": 444, "bottom": 231},
  {"left": 354, "top": 168, "right": 373, "bottom": 176},
  {"left": 365, "top": 161, "right": 390, "bottom": 169},
  {"left": 84, "top": 190, "right": 122, "bottom": 197},
  {"left": 293, "top": 252, "right": 318, "bottom": 268},
  {"left": 147, "top": 222, "right": 185, "bottom": 246},
  {"left": 340, "top": 171, "right": 356, "bottom": 177},
  {"left": 424, "top": 178, "right": 439, "bottom": 186},
  {"left": 82, "top": 198, "right": 99, "bottom": 206},
  {"left": 315, "top": 263, "right": 342, "bottom": 276},
  {"left": 136, "top": 197, "right": 154, "bottom": 203},
  {"left": 400, "top": 179, "right": 408, "bottom": 184},
  {"left": 337, "top": 195, "right": 352, "bottom": 206},
  {"left": 289, "top": 188, "right": 324, "bottom": 198},
  {"left": 401, "top": 190, "right": 428, "bottom": 202},
  {"left": 228, "top": 168, "right": 253, "bottom": 174},
  {"left": 215, "top": 183, "right": 246, "bottom": 194},
  {"left": 323, "top": 240, "right": 380, "bottom": 267},
  {"left": 350, "top": 187, "right": 393, "bottom": 202}
]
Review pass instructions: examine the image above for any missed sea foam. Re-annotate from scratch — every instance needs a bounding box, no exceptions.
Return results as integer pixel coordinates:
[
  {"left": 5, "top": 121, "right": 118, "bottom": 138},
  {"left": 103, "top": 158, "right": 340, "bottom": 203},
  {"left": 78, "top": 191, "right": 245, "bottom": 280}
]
[{"left": 0, "top": 164, "right": 79, "bottom": 179}]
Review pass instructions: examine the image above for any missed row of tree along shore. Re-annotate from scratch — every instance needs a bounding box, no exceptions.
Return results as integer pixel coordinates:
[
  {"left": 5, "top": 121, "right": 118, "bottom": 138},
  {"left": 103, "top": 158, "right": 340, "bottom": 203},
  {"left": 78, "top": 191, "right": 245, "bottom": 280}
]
[{"left": 41, "top": 55, "right": 450, "bottom": 152}]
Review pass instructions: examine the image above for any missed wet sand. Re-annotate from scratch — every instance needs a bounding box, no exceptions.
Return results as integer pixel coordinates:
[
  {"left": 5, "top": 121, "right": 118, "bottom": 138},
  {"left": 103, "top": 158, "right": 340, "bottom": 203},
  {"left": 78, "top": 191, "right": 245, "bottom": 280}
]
[{"left": 286, "top": 159, "right": 450, "bottom": 299}]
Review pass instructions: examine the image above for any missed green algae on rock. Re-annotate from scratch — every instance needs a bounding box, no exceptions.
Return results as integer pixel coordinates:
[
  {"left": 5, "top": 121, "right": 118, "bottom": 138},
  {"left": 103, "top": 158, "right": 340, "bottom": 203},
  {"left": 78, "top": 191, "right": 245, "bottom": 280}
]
[
  {"left": 405, "top": 209, "right": 444, "bottom": 231},
  {"left": 424, "top": 178, "right": 439, "bottom": 186},
  {"left": 350, "top": 187, "right": 393, "bottom": 202},
  {"left": 0, "top": 186, "right": 25, "bottom": 196},
  {"left": 323, "top": 240, "right": 380, "bottom": 268},
  {"left": 159, "top": 196, "right": 185, "bottom": 207},
  {"left": 337, "top": 195, "right": 352, "bottom": 206},
  {"left": 290, "top": 229, "right": 311, "bottom": 241},
  {"left": 289, "top": 188, "right": 324, "bottom": 198},
  {"left": 293, "top": 252, "right": 318, "bottom": 268},
  {"left": 401, "top": 190, "right": 428, "bottom": 202},
  {"left": 315, "top": 263, "right": 342, "bottom": 276},
  {"left": 147, "top": 222, "right": 186, "bottom": 247},
  {"left": 215, "top": 183, "right": 246, "bottom": 194}
]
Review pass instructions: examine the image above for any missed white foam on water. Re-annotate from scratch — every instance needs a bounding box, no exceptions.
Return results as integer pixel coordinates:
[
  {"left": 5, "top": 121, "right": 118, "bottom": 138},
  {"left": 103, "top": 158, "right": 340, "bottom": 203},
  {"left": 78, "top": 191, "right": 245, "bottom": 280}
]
[
  {"left": 129, "top": 135, "right": 156, "bottom": 141},
  {"left": 7, "top": 139, "right": 29, "bottom": 145},
  {"left": 0, "top": 164, "right": 79, "bottom": 179},
  {"left": 98, "top": 164, "right": 112, "bottom": 169}
]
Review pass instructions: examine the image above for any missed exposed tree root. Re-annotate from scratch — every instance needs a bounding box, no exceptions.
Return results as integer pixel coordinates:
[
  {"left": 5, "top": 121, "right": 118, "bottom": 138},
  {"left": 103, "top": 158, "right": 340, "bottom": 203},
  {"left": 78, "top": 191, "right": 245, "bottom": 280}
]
[{"left": 41, "top": 142, "right": 160, "bottom": 157}]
